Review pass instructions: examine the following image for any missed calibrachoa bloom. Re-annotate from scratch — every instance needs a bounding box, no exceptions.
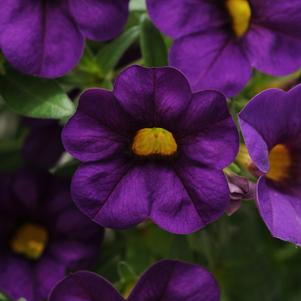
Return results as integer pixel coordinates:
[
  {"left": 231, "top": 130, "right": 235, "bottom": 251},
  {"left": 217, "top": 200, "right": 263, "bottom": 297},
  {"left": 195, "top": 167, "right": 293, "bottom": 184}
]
[
  {"left": 62, "top": 65, "right": 238, "bottom": 234},
  {"left": 0, "top": 169, "right": 103, "bottom": 301},
  {"left": 49, "top": 260, "right": 220, "bottom": 301},
  {"left": 0, "top": 1, "right": 129, "bottom": 77},
  {"left": 239, "top": 84, "right": 301, "bottom": 246},
  {"left": 146, "top": 0, "right": 301, "bottom": 96}
]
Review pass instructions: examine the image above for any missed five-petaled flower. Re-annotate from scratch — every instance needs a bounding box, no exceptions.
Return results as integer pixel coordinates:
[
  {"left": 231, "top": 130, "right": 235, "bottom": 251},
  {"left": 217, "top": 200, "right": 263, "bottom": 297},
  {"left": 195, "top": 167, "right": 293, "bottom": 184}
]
[
  {"left": 0, "top": 0, "right": 129, "bottom": 77},
  {"left": 49, "top": 260, "right": 220, "bottom": 301},
  {"left": 239, "top": 84, "right": 301, "bottom": 246},
  {"left": 62, "top": 65, "right": 239, "bottom": 234},
  {"left": 147, "top": 0, "right": 301, "bottom": 96},
  {"left": 0, "top": 169, "right": 103, "bottom": 301}
]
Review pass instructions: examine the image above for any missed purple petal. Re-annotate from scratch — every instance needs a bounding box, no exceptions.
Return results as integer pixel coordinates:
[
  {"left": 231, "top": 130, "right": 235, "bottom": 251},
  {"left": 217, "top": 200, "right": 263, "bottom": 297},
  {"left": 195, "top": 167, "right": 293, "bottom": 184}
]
[
  {"left": 34, "top": 257, "right": 66, "bottom": 301},
  {"left": 50, "top": 206, "right": 101, "bottom": 241},
  {"left": 71, "top": 160, "right": 150, "bottom": 228},
  {"left": 170, "top": 30, "right": 251, "bottom": 96},
  {"left": 69, "top": 0, "right": 129, "bottom": 41},
  {"left": 12, "top": 169, "right": 50, "bottom": 212},
  {"left": 239, "top": 85, "right": 301, "bottom": 172},
  {"left": 257, "top": 176, "right": 301, "bottom": 246},
  {"left": 113, "top": 65, "right": 192, "bottom": 128},
  {"left": 49, "top": 271, "right": 124, "bottom": 301},
  {"left": 177, "top": 91, "right": 238, "bottom": 169},
  {"left": 144, "top": 165, "right": 204, "bottom": 234},
  {"left": 0, "top": 1, "right": 83, "bottom": 77},
  {"left": 72, "top": 158, "right": 229, "bottom": 233},
  {"left": 42, "top": 180, "right": 72, "bottom": 216},
  {"left": 169, "top": 161, "right": 230, "bottom": 233},
  {"left": 0, "top": 254, "right": 34, "bottom": 301},
  {"left": 48, "top": 207, "right": 102, "bottom": 269},
  {"left": 49, "top": 240, "right": 99, "bottom": 270},
  {"left": 22, "top": 124, "right": 64, "bottom": 169},
  {"left": 146, "top": 0, "right": 227, "bottom": 39},
  {"left": 128, "top": 260, "right": 220, "bottom": 301},
  {"left": 245, "top": 25, "right": 301, "bottom": 76},
  {"left": 62, "top": 89, "right": 131, "bottom": 162},
  {"left": 250, "top": 0, "right": 301, "bottom": 37}
]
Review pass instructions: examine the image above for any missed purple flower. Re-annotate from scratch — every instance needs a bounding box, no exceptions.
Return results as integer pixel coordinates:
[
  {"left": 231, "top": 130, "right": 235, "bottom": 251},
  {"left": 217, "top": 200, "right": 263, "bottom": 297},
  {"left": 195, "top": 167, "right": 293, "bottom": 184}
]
[
  {"left": 0, "top": 169, "right": 104, "bottom": 301},
  {"left": 239, "top": 84, "right": 301, "bottom": 246},
  {"left": 49, "top": 260, "right": 220, "bottom": 301},
  {"left": 0, "top": 1, "right": 129, "bottom": 77},
  {"left": 62, "top": 65, "right": 238, "bottom": 234},
  {"left": 146, "top": 0, "right": 301, "bottom": 96}
]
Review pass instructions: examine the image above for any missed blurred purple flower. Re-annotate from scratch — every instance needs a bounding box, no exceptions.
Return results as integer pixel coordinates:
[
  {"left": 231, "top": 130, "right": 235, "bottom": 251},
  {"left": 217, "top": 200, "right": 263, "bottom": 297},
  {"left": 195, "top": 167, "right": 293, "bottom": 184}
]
[
  {"left": 0, "top": 169, "right": 103, "bottom": 301},
  {"left": 0, "top": 1, "right": 129, "bottom": 77},
  {"left": 239, "top": 84, "right": 301, "bottom": 246},
  {"left": 22, "top": 118, "right": 64, "bottom": 169},
  {"left": 62, "top": 65, "right": 238, "bottom": 234},
  {"left": 147, "top": 0, "right": 301, "bottom": 96},
  {"left": 49, "top": 260, "right": 220, "bottom": 301}
]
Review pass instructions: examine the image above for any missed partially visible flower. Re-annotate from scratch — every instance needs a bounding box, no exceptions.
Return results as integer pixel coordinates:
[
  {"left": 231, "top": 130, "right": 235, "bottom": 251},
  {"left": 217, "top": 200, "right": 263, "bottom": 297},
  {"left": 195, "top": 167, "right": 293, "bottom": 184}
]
[
  {"left": 146, "top": 0, "right": 301, "bottom": 96},
  {"left": 0, "top": 169, "right": 104, "bottom": 301},
  {"left": 62, "top": 65, "right": 239, "bottom": 234},
  {"left": 49, "top": 260, "right": 220, "bottom": 301},
  {"left": 0, "top": 1, "right": 129, "bottom": 77},
  {"left": 239, "top": 84, "right": 301, "bottom": 246},
  {"left": 225, "top": 173, "right": 256, "bottom": 215}
]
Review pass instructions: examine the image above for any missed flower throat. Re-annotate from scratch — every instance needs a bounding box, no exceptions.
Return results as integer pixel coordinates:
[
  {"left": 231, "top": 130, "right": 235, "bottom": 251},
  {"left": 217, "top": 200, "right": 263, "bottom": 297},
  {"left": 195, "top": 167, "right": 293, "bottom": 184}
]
[
  {"left": 132, "top": 127, "right": 177, "bottom": 157},
  {"left": 10, "top": 223, "right": 48, "bottom": 260},
  {"left": 266, "top": 144, "right": 292, "bottom": 182},
  {"left": 225, "top": 0, "right": 251, "bottom": 37}
]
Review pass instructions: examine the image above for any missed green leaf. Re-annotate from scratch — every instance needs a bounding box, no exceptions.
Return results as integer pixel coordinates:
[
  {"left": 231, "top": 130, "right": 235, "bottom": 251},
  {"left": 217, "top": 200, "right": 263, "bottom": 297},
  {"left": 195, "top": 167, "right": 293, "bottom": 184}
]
[
  {"left": 140, "top": 16, "right": 168, "bottom": 67},
  {"left": 96, "top": 26, "right": 141, "bottom": 76},
  {"left": 0, "top": 292, "right": 11, "bottom": 301},
  {"left": 0, "top": 69, "right": 75, "bottom": 119}
]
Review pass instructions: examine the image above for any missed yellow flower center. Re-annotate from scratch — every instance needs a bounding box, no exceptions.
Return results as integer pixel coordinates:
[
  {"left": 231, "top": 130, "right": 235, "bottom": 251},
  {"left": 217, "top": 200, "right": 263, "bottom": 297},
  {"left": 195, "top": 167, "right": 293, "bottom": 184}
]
[
  {"left": 225, "top": 0, "right": 252, "bottom": 37},
  {"left": 266, "top": 144, "right": 292, "bottom": 182},
  {"left": 132, "top": 128, "right": 177, "bottom": 157},
  {"left": 10, "top": 223, "right": 48, "bottom": 260}
]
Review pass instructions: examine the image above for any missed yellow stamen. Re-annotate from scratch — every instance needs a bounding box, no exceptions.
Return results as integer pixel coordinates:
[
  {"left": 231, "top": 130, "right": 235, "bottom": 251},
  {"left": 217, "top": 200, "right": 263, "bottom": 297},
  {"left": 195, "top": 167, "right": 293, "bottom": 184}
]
[
  {"left": 266, "top": 144, "right": 292, "bottom": 182},
  {"left": 10, "top": 224, "right": 48, "bottom": 260},
  {"left": 132, "top": 127, "right": 177, "bottom": 157},
  {"left": 225, "top": 0, "right": 252, "bottom": 37}
]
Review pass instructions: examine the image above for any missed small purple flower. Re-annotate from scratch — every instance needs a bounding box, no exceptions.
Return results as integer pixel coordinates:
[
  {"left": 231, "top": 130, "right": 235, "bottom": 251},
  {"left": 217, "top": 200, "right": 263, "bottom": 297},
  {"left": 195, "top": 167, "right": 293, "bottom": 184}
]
[
  {"left": 0, "top": 1, "right": 129, "bottom": 77},
  {"left": 0, "top": 169, "right": 104, "bottom": 301},
  {"left": 49, "top": 260, "right": 220, "bottom": 301},
  {"left": 239, "top": 84, "right": 301, "bottom": 246},
  {"left": 146, "top": 0, "right": 301, "bottom": 96},
  {"left": 225, "top": 174, "right": 256, "bottom": 216},
  {"left": 62, "top": 65, "right": 238, "bottom": 234}
]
